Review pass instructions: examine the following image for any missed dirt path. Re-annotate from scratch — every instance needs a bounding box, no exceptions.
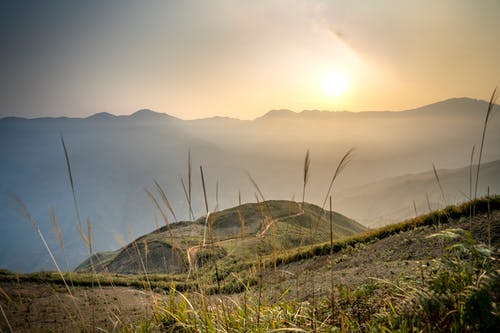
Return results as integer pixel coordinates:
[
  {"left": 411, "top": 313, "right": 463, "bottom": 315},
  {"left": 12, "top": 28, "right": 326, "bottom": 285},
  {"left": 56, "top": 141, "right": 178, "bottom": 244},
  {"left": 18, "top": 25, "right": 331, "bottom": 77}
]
[
  {"left": 2, "top": 210, "right": 497, "bottom": 332},
  {"left": 186, "top": 209, "right": 305, "bottom": 272},
  {"left": 0, "top": 281, "right": 170, "bottom": 333},
  {"left": 256, "top": 210, "right": 304, "bottom": 238}
]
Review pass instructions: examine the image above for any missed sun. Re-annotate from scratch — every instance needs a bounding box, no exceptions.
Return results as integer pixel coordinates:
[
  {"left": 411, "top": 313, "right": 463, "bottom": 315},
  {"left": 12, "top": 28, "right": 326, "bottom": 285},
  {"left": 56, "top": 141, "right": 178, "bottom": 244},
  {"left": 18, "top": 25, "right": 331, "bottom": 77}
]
[{"left": 322, "top": 72, "right": 349, "bottom": 97}]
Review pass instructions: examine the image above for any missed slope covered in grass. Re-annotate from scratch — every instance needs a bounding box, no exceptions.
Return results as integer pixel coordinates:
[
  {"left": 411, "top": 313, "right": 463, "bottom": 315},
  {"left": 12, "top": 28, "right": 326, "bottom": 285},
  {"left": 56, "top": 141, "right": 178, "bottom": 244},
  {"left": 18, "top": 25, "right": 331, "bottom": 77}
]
[
  {"left": 75, "top": 200, "right": 365, "bottom": 274},
  {"left": 1, "top": 197, "right": 498, "bottom": 332}
]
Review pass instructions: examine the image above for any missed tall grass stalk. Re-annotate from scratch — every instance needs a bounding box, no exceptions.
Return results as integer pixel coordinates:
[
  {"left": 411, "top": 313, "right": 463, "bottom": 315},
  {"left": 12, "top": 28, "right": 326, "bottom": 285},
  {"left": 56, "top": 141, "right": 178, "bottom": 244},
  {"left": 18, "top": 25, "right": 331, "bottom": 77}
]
[
  {"left": 257, "top": 255, "right": 263, "bottom": 326},
  {"left": 153, "top": 180, "right": 177, "bottom": 222},
  {"left": 487, "top": 186, "right": 491, "bottom": 247},
  {"left": 319, "top": 148, "right": 354, "bottom": 213},
  {"left": 86, "top": 219, "right": 95, "bottom": 273},
  {"left": 474, "top": 87, "right": 497, "bottom": 200},
  {"left": 131, "top": 240, "right": 154, "bottom": 301},
  {"left": 237, "top": 191, "right": 245, "bottom": 239},
  {"left": 188, "top": 149, "right": 193, "bottom": 219},
  {"left": 60, "top": 134, "right": 83, "bottom": 229},
  {"left": 247, "top": 173, "right": 277, "bottom": 269},
  {"left": 432, "top": 163, "right": 447, "bottom": 207},
  {"left": 200, "top": 166, "right": 209, "bottom": 215},
  {"left": 0, "top": 302, "right": 13, "bottom": 333},
  {"left": 215, "top": 180, "right": 220, "bottom": 211},
  {"left": 208, "top": 212, "right": 222, "bottom": 293},
  {"left": 199, "top": 165, "right": 221, "bottom": 292},
  {"left": 302, "top": 149, "right": 311, "bottom": 208},
  {"left": 309, "top": 148, "right": 353, "bottom": 240},
  {"left": 146, "top": 188, "right": 185, "bottom": 271},
  {"left": 145, "top": 189, "right": 173, "bottom": 238},
  {"left": 180, "top": 177, "right": 195, "bottom": 221},
  {"left": 50, "top": 207, "right": 71, "bottom": 274},
  {"left": 255, "top": 195, "right": 265, "bottom": 231},
  {"left": 425, "top": 193, "right": 432, "bottom": 213},
  {"left": 469, "top": 145, "right": 476, "bottom": 229},
  {"left": 329, "top": 196, "right": 335, "bottom": 325},
  {"left": 329, "top": 196, "right": 333, "bottom": 254},
  {"left": 200, "top": 166, "right": 209, "bottom": 246},
  {"left": 13, "top": 195, "right": 84, "bottom": 325},
  {"left": 246, "top": 172, "right": 274, "bottom": 221},
  {"left": 311, "top": 273, "right": 317, "bottom": 333},
  {"left": 82, "top": 218, "right": 118, "bottom": 327}
]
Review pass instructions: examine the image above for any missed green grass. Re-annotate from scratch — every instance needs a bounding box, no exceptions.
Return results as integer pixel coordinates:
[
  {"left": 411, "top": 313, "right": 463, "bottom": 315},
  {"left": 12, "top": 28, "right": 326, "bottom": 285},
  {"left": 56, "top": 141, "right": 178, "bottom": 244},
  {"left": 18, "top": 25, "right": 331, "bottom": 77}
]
[
  {"left": 272, "top": 196, "right": 500, "bottom": 268},
  {"left": 75, "top": 200, "right": 365, "bottom": 276},
  {"left": 2, "top": 197, "right": 498, "bottom": 332},
  {"left": 4, "top": 196, "right": 497, "bottom": 294}
]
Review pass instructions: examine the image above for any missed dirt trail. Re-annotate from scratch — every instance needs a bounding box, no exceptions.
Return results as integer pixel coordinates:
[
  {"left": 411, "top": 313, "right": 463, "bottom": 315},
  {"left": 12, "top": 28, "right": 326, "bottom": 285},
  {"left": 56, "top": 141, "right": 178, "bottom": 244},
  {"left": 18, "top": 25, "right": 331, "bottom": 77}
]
[
  {"left": 186, "top": 209, "right": 304, "bottom": 271},
  {"left": 256, "top": 210, "right": 304, "bottom": 238}
]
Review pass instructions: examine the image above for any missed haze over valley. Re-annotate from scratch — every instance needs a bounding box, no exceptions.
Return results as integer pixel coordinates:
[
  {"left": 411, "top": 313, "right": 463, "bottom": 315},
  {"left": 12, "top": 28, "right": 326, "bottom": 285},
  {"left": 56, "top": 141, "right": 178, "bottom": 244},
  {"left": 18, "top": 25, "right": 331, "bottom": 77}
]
[{"left": 1, "top": 97, "right": 499, "bottom": 272}]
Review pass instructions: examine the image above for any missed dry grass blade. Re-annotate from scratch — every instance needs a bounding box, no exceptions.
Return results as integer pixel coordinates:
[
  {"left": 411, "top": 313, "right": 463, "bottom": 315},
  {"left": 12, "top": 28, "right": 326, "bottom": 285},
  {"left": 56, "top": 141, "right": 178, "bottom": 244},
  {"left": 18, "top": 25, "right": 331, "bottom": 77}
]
[
  {"left": 87, "top": 219, "right": 94, "bottom": 267},
  {"left": 302, "top": 149, "right": 311, "bottom": 207},
  {"left": 145, "top": 188, "right": 173, "bottom": 238},
  {"left": 469, "top": 145, "right": 476, "bottom": 200},
  {"left": 469, "top": 145, "right": 476, "bottom": 228},
  {"left": 237, "top": 190, "right": 245, "bottom": 239},
  {"left": 197, "top": 167, "right": 222, "bottom": 291},
  {"left": 50, "top": 207, "right": 64, "bottom": 252},
  {"left": 246, "top": 171, "right": 274, "bottom": 221},
  {"left": 425, "top": 192, "right": 432, "bottom": 213},
  {"left": 0, "top": 302, "right": 13, "bottom": 333},
  {"left": 77, "top": 224, "right": 89, "bottom": 247},
  {"left": 181, "top": 177, "right": 195, "bottom": 220},
  {"left": 432, "top": 163, "right": 447, "bottom": 206},
  {"left": 487, "top": 186, "right": 491, "bottom": 247},
  {"left": 200, "top": 165, "right": 210, "bottom": 247},
  {"left": 255, "top": 194, "right": 265, "bottom": 231},
  {"left": 188, "top": 149, "right": 192, "bottom": 217},
  {"left": 246, "top": 171, "right": 266, "bottom": 203},
  {"left": 50, "top": 207, "right": 73, "bottom": 273},
  {"left": 11, "top": 195, "right": 84, "bottom": 323},
  {"left": 320, "top": 148, "right": 354, "bottom": 212},
  {"left": 60, "top": 134, "right": 82, "bottom": 228},
  {"left": 329, "top": 196, "right": 333, "bottom": 254},
  {"left": 215, "top": 180, "right": 220, "bottom": 211},
  {"left": 0, "top": 287, "right": 12, "bottom": 304},
  {"left": 154, "top": 180, "right": 178, "bottom": 222},
  {"left": 200, "top": 166, "right": 209, "bottom": 215},
  {"left": 131, "top": 241, "right": 154, "bottom": 301},
  {"left": 474, "top": 87, "right": 497, "bottom": 200}
]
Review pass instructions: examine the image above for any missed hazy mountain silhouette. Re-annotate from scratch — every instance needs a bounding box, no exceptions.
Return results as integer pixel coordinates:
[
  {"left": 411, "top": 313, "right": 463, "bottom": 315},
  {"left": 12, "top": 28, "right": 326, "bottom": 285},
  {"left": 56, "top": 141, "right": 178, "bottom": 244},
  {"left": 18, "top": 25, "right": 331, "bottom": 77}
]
[
  {"left": 336, "top": 159, "right": 500, "bottom": 227},
  {"left": 1, "top": 97, "right": 498, "bottom": 272}
]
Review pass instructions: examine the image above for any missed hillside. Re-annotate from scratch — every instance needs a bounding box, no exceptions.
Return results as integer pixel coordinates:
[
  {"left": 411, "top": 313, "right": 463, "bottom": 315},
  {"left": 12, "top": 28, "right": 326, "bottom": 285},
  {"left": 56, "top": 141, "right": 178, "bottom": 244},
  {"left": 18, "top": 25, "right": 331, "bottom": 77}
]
[
  {"left": 75, "top": 200, "right": 366, "bottom": 274},
  {"left": 2, "top": 96, "right": 499, "bottom": 273},
  {"left": 337, "top": 159, "right": 500, "bottom": 227},
  {"left": 1, "top": 198, "right": 498, "bottom": 332}
]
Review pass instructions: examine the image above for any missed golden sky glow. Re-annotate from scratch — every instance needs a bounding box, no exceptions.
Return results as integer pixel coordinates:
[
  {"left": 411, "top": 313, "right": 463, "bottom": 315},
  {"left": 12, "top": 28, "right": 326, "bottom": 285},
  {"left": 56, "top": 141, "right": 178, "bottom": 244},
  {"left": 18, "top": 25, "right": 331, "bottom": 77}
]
[{"left": 1, "top": 0, "right": 499, "bottom": 119}]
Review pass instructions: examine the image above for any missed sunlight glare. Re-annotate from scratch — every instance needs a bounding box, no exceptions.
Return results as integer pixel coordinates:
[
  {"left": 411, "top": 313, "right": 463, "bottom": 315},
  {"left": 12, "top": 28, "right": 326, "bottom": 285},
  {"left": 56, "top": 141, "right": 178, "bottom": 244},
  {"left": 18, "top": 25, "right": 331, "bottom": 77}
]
[{"left": 322, "top": 72, "right": 349, "bottom": 97}]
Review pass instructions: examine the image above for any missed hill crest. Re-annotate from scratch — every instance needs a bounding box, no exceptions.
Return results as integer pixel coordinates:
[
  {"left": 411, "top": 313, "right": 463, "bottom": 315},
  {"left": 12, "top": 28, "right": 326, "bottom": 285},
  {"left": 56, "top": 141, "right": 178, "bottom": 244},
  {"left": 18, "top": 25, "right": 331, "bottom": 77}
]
[{"left": 76, "top": 200, "right": 365, "bottom": 274}]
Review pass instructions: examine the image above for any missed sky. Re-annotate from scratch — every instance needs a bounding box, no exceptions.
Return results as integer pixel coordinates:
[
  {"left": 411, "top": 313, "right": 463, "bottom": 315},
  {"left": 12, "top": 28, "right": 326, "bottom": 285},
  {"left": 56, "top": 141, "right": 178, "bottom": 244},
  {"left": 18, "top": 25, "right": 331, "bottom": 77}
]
[{"left": 1, "top": 0, "right": 499, "bottom": 120}]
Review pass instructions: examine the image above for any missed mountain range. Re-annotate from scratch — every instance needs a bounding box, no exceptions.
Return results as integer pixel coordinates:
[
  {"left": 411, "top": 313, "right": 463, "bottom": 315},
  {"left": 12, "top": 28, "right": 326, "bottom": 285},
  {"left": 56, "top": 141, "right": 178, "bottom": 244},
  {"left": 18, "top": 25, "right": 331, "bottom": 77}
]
[{"left": 1, "top": 97, "right": 499, "bottom": 272}]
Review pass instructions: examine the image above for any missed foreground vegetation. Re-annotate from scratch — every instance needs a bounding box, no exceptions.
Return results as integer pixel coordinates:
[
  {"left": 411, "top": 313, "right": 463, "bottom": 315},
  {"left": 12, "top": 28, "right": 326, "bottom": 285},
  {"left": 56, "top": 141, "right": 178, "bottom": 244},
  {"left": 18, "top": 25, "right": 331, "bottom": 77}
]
[{"left": 1, "top": 197, "right": 498, "bottom": 332}]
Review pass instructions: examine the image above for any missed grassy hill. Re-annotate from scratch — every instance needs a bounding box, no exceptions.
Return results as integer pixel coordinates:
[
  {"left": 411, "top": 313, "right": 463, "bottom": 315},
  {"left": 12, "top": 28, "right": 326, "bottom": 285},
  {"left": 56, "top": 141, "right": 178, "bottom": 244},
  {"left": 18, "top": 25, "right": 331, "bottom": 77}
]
[
  {"left": 75, "top": 200, "right": 366, "bottom": 274},
  {"left": 1, "top": 197, "right": 498, "bottom": 332}
]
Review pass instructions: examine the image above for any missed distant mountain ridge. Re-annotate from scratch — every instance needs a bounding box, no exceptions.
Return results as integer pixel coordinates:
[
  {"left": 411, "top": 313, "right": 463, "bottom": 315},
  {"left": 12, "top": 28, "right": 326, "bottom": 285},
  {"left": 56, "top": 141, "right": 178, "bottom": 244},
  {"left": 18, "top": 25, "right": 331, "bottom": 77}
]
[
  {"left": 337, "top": 159, "right": 500, "bottom": 227},
  {"left": 1, "top": 96, "right": 499, "bottom": 273},
  {"left": 1, "top": 97, "right": 495, "bottom": 122}
]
